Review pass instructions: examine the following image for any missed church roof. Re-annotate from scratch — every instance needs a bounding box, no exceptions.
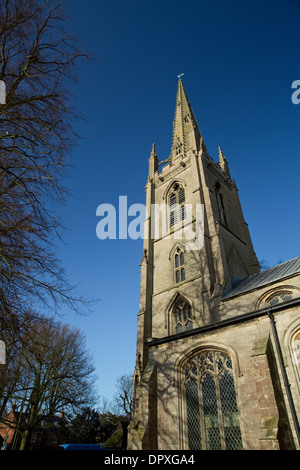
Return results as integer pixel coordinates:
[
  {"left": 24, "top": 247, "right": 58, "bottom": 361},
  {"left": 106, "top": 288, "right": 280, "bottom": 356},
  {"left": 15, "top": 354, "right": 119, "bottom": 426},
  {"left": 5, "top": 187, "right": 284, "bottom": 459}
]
[{"left": 222, "top": 256, "right": 300, "bottom": 300}]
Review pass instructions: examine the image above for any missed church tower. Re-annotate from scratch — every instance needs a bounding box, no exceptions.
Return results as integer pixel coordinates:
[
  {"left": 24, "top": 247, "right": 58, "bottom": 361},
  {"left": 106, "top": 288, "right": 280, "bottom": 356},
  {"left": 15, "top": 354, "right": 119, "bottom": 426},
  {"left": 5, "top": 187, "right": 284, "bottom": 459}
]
[{"left": 127, "top": 79, "right": 300, "bottom": 450}]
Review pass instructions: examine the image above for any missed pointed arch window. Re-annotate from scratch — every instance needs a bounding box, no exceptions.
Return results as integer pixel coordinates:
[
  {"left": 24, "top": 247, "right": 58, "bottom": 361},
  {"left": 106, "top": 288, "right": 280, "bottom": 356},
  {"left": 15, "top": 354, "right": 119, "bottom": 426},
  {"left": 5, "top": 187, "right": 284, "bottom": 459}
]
[
  {"left": 169, "top": 183, "right": 186, "bottom": 227},
  {"left": 173, "top": 297, "right": 192, "bottom": 334},
  {"left": 292, "top": 330, "right": 300, "bottom": 372},
  {"left": 184, "top": 350, "right": 243, "bottom": 450},
  {"left": 296, "top": 335, "right": 300, "bottom": 362},
  {"left": 175, "top": 137, "right": 183, "bottom": 156},
  {"left": 174, "top": 247, "right": 185, "bottom": 283},
  {"left": 215, "top": 182, "right": 228, "bottom": 227}
]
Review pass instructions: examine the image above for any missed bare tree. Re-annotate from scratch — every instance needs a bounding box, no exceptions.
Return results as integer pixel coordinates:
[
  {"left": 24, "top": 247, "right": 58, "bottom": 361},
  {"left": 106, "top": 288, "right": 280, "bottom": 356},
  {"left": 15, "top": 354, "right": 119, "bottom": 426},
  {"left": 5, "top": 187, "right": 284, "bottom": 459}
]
[
  {"left": 0, "top": 0, "right": 89, "bottom": 325},
  {"left": 0, "top": 313, "right": 97, "bottom": 450},
  {"left": 113, "top": 373, "right": 133, "bottom": 420},
  {"left": 0, "top": 310, "right": 42, "bottom": 418}
]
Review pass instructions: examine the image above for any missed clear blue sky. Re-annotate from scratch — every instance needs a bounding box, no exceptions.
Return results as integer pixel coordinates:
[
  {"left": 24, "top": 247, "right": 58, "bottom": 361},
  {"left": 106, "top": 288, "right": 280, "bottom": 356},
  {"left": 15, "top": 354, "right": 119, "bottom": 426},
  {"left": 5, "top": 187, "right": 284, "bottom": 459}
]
[{"left": 56, "top": 0, "right": 300, "bottom": 405}]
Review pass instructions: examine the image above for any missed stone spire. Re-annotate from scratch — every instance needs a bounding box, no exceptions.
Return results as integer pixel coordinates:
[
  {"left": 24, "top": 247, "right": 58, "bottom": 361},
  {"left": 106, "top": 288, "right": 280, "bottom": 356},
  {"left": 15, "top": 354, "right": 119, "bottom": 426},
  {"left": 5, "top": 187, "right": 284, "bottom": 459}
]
[{"left": 170, "top": 78, "right": 201, "bottom": 162}]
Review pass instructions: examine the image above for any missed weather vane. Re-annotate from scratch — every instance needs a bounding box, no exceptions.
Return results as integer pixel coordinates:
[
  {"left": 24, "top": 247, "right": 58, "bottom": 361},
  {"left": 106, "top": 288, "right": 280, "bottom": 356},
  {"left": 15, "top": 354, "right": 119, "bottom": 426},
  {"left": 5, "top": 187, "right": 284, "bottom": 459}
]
[{"left": 177, "top": 73, "right": 184, "bottom": 78}]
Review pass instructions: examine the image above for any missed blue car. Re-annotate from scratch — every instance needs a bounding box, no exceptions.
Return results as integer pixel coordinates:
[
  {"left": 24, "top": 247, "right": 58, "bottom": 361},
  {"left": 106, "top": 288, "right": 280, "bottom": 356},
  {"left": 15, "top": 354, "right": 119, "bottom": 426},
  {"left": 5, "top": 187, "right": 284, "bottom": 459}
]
[{"left": 59, "top": 443, "right": 107, "bottom": 450}]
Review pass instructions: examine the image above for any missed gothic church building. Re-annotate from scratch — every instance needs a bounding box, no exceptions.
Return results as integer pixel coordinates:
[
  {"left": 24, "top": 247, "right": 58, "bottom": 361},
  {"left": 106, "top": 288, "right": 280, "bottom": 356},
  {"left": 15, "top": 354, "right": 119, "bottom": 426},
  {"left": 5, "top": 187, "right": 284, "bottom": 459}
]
[{"left": 127, "top": 79, "right": 300, "bottom": 450}]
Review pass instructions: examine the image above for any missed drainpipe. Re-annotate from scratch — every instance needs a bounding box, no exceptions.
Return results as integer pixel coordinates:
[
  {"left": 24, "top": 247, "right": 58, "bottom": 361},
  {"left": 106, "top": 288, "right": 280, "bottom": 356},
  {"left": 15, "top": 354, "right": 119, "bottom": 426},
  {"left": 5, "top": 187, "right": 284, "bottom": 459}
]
[{"left": 268, "top": 310, "right": 300, "bottom": 447}]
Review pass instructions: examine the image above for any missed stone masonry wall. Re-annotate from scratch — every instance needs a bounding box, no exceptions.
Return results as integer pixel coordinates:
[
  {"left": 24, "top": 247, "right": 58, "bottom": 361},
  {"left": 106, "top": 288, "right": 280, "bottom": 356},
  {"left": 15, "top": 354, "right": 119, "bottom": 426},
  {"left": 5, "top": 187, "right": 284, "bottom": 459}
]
[{"left": 148, "top": 308, "right": 300, "bottom": 450}]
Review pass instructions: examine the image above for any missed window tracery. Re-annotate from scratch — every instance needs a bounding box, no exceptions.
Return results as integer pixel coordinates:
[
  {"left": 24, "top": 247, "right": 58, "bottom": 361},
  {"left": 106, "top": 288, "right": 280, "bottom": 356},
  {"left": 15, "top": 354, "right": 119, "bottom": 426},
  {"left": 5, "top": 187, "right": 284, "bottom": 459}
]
[
  {"left": 184, "top": 350, "right": 243, "bottom": 450},
  {"left": 172, "top": 296, "right": 192, "bottom": 334},
  {"left": 267, "top": 291, "right": 293, "bottom": 307}
]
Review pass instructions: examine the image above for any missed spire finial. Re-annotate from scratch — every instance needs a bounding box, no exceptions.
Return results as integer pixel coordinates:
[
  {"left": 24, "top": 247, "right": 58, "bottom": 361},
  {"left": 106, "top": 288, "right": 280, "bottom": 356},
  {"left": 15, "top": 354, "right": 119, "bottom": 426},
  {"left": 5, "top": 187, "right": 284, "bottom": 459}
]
[
  {"left": 177, "top": 73, "right": 184, "bottom": 79},
  {"left": 151, "top": 143, "right": 157, "bottom": 156},
  {"left": 218, "top": 146, "right": 231, "bottom": 178},
  {"left": 148, "top": 143, "right": 158, "bottom": 178},
  {"left": 218, "top": 146, "right": 226, "bottom": 162}
]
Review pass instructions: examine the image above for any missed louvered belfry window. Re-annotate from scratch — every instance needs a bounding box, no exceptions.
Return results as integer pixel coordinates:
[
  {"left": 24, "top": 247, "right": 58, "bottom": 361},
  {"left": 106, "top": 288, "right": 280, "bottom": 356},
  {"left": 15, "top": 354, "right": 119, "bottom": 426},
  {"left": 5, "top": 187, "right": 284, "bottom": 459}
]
[
  {"left": 215, "top": 182, "right": 228, "bottom": 227},
  {"left": 184, "top": 350, "right": 243, "bottom": 450},
  {"left": 170, "top": 183, "right": 186, "bottom": 227}
]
